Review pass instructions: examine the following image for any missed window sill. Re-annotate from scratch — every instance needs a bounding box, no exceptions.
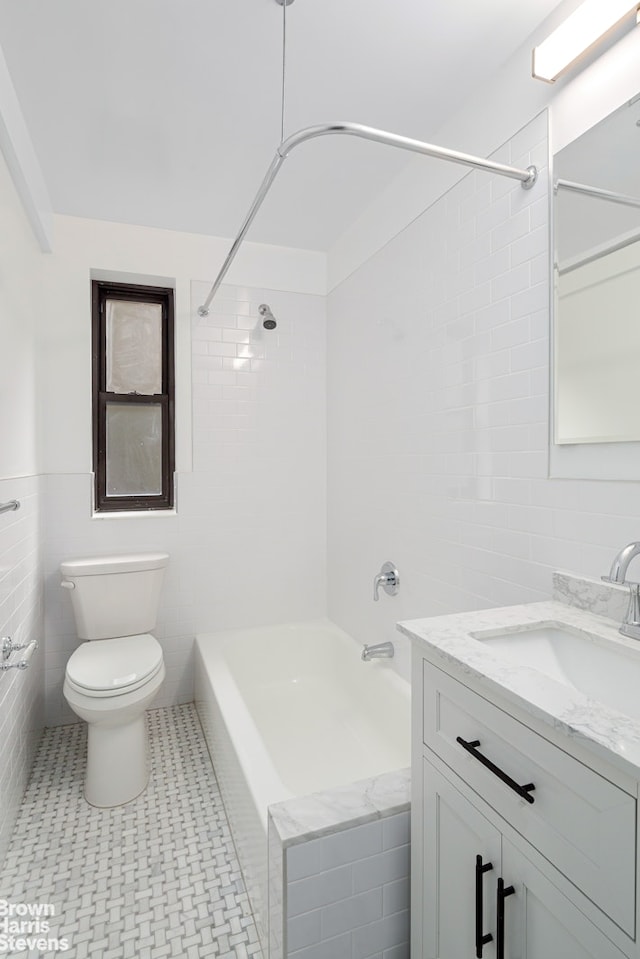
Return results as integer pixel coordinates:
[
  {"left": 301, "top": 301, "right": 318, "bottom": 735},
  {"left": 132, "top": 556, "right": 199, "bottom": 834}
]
[{"left": 91, "top": 509, "right": 177, "bottom": 520}]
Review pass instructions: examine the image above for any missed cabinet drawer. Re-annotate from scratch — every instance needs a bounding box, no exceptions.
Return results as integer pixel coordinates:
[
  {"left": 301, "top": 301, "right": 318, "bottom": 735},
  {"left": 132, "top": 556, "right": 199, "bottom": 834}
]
[{"left": 423, "top": 661, "right": 637, "bottom": 938}]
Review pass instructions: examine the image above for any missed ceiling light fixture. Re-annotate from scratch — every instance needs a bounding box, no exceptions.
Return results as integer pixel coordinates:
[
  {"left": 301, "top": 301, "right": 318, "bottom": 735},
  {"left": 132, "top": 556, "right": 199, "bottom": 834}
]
[{"left": 532, "top": 0, "right": 640, "bottom": 82}]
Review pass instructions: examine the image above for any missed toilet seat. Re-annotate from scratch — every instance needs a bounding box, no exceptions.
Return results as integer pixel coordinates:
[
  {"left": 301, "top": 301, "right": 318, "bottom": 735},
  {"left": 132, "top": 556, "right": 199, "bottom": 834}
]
[{"left": 65, "top": 633, "right": 164, "bottom": 698}]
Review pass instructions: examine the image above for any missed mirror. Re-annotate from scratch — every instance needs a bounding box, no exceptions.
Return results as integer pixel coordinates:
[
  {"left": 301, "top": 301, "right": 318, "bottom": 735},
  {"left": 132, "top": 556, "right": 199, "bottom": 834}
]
[{"left": 554, "top": 96, "right": 640, "bottom": 447}]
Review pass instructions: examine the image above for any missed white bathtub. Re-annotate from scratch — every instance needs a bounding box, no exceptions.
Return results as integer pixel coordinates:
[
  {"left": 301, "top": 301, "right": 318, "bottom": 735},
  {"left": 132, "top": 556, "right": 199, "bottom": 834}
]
[{"left": 194, "top": 619, "right": 411, "bottom": 953}]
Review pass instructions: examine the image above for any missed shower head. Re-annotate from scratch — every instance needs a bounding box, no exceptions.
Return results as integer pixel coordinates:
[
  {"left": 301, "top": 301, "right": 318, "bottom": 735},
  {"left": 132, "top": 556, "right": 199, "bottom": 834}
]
[{"left": 258, "top": 304, "right": 277, "bottom": 330}]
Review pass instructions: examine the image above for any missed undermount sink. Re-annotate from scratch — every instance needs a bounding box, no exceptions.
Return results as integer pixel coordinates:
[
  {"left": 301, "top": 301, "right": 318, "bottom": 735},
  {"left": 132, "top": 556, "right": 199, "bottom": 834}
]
[{"left": 470, "top": 622, "right": 640, "bottom": 721}]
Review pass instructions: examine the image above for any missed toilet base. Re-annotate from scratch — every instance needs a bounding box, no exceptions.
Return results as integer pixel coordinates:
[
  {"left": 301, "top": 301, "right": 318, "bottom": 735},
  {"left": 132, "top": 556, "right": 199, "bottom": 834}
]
[
  {"left": 63, "top": 660, "right": 165, "bottom": 808},
  {"left": 85, "top": 714, "right": 149, "bottom": 807}
]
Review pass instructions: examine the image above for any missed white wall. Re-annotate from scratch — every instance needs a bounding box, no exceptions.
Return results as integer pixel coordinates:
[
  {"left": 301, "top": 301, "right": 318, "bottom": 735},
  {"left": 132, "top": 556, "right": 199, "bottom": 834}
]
[
  {"left": 327, "top": 111, "right": 640, "bottom": 680},
  {"left": 323, "top": 7, "right": 640, "bottom": 680},
  {"left": 0, "top": 147, "right": 44, "bottom": 858},
  {"left": 41, "top": 217, "right": 327, "bottom": 725},
  {"left": 328, "top": 5, "right": 640, "bottom": 291},
  {"left": 0, "top": 147, "right": 42, "bottom": 479}
]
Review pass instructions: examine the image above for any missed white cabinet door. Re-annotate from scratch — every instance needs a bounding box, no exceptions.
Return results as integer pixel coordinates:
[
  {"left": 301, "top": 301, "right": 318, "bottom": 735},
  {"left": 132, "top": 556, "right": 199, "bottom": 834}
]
[
  {"left": 421, "top": 760, "right": 627, "bottom": 959},
  {"left": 422, "top": 759, "right": 501, "bottom": 959},
  {"left": 500, "top": 840, "right": 626, "bottom": 959}
]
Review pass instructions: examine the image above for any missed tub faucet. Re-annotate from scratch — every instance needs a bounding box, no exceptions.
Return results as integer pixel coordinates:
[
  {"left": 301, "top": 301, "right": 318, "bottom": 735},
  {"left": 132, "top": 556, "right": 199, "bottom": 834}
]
[
  {"left": 361, "top": 642, "right": 394, "bottom": 661},
  {"left": 603, "top": 542, "right": 640, "bottom": 640}
]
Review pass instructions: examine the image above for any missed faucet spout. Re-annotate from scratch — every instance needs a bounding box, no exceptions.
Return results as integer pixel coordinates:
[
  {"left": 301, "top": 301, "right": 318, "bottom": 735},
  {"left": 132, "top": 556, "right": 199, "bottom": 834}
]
[
  {"left": 361, "top": 642, "right": 395, "bottom": 661},
  {"left": 604, "top": 543, "right": 640, "bottom": 641},
  {"left": 604, "top": 541, "right": 640, "bottom": 584}
]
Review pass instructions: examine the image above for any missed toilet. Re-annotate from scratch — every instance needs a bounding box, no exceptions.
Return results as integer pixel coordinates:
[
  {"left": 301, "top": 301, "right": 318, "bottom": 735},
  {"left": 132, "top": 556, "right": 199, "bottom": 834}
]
[{"left": 60, "top": 551, "right": 168, "bottom": 807}]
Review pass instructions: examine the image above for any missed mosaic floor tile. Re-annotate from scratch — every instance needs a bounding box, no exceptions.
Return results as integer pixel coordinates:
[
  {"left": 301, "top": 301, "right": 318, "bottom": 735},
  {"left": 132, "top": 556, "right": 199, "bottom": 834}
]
[{"left": 0, "top": 705, "right": 263, "bottom": 959}]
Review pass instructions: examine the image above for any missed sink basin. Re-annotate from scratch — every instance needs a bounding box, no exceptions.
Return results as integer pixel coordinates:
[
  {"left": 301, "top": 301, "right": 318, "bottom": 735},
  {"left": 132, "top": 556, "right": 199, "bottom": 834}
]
[{"left": 470, "top": 623, "right": 640, "bottom": 721}]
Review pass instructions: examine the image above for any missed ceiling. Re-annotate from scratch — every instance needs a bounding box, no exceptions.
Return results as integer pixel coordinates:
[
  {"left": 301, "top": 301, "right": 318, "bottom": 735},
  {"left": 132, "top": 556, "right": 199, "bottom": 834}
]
[{"left": 0, "top": 0, "right": 567, "bottom": 252}]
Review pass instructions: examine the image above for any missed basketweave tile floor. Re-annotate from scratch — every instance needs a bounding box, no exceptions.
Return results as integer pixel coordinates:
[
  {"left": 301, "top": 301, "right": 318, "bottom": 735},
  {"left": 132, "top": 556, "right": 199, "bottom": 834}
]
[{"left": 0, "top": 704, "right": 263, "bottom": 959}]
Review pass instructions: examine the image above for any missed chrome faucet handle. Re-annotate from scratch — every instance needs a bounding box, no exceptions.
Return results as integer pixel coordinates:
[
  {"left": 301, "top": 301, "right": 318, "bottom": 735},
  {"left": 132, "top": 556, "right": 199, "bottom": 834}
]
[
  {"left": 373, "top": 562, "right": 400, "bottom": 601},
  {"left": 621, "top": 583, "right": 640, "bottom": 641}
]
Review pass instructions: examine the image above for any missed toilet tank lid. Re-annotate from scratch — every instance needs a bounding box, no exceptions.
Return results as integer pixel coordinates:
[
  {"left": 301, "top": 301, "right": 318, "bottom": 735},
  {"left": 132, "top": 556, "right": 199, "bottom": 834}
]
[{"left": 60, "top": 552, "right": 169, "bottom": 577}]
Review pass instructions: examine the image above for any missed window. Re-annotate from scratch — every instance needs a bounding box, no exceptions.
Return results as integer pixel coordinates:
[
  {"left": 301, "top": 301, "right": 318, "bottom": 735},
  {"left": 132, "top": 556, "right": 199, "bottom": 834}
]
[{"left": 92, "top": 280, "right": 175, "bottom": 512}]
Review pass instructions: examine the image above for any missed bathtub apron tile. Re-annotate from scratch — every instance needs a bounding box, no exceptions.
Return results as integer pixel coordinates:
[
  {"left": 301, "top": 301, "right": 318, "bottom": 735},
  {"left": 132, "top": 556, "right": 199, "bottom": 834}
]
[
  {"left": 352, "top": 843, "right": 411, "bottom": 894},
  {"left": 351, "top": 909, "right": 410, "bottom": 959},
  {"left": 382, "top": 811, "right": 410, "bottom": 850},
  {"left": 286, "top": 837, "right": 323, "bottom": 881},
  {"left": 287, "top": 863, "right": 353, "bottom": 916},
  {"left": 288, "top": 931, "right": 353, "bottom": 959},
  {"left": 287, "top": 909, "right": 322, "bottom": 952},
  {"left": 319, "top": 820, "right": 383, "bottom": 871},
  {"left": 382, "top": 877, "right": 410, "bottom": 917},
  {"left": 320, "top": 886, "right": 383, "bottom": 939}
]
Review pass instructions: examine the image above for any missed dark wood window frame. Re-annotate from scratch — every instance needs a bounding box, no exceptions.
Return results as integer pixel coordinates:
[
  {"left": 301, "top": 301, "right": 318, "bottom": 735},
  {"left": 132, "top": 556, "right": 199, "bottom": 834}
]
[{"left": 91, "top": 279, "right": 175, "bottom": 512}]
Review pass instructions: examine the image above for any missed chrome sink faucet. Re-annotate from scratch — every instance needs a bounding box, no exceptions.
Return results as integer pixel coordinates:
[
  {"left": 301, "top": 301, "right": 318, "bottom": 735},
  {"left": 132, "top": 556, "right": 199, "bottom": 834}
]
[{"left": 603, "top": 542, "right": 640, "bottom": 640}]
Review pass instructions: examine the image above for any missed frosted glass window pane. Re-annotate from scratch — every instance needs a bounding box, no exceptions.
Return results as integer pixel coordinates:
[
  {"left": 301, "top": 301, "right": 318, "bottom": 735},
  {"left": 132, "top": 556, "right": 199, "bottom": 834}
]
[
  {"left": 106, "top": 403, "right": 162, "bottom": 496},
  {"left": 106, "top": 300, "right": 162, "bottom": 394}
]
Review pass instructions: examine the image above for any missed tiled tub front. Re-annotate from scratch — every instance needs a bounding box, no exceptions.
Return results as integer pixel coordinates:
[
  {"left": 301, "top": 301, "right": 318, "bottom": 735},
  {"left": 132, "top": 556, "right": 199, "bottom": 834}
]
[{"left": 269, "top": 770, "right": 410, "bottom": 959}]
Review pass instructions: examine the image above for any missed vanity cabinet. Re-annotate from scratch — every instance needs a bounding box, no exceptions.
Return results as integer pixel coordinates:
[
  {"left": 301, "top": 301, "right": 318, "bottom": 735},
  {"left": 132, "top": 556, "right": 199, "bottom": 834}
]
[{"left": 412, "top": 657, "right": 637, "bottom": 959}]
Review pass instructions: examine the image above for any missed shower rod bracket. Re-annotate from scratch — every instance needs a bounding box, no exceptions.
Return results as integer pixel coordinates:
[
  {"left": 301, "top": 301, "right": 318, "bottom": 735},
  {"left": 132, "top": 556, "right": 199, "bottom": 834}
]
[{"left": 197, "top": 121, "right": 538, "bottom": 317}]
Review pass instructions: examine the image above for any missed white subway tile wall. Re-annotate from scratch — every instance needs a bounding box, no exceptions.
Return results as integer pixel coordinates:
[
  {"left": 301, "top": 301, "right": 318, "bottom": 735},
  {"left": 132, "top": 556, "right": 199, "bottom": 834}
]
[
  {"left": 43, "top": 283, "right": 327, "bottom": 725},
  {"left": 326, "top": 113, "right": 639, "bottom": 664},
  {"left": 186, "top": 283, "right": 327, "bottom": 641},
  {"left": 0, "top": 476, "right": 44, "bottom": 861},
  {"left": 284, "top": 811, "right": 410, "bottom": 959}
]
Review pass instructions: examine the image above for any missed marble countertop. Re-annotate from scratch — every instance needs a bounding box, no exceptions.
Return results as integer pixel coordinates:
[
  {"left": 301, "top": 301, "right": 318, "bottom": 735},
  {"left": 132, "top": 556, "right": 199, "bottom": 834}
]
[
  {"left": 398, "top": 598, "right": 640, "bottom": 781},
  {"left": 269, "top": 767, "right": 410, "bottom": 846}
]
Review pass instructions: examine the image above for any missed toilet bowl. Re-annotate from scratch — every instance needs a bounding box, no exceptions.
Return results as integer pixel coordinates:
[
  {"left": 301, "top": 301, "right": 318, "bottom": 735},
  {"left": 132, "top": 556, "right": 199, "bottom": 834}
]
[{"left": 60, "top": 552, "right": 169, "bottom": 807}]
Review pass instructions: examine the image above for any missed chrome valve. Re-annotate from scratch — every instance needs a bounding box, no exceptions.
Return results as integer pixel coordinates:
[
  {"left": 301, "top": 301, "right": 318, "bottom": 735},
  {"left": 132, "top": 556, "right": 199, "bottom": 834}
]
[
  {"left": 373, "top": 562, "right": 400, "bottom": 601},
  {"left": 2, "top": 636, "right": 34, "bottom": 660},
  {"left": 0, "top": 658, "right": 30, "bottom": 672},
  {"left": 1, "top": 637, "right": 38, "bottom": 670}
]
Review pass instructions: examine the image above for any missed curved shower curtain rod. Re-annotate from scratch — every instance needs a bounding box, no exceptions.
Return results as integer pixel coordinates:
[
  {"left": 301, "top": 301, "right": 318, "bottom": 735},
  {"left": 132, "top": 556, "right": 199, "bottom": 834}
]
[{"left": 197, "top": 121, "right": 538, "bottom": 316}]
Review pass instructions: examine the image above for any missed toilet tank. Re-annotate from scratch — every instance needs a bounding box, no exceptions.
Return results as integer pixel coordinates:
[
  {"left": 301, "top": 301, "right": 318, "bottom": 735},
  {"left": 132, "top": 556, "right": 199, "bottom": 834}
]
[{"left": 60, "top": 552, "right": 169, "bottom": 640}]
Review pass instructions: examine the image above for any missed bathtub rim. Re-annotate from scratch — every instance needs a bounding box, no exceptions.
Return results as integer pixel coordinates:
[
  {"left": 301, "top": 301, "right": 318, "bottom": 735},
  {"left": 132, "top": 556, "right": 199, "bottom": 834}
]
[{"left": 267, "top": 765, "right": 411, "bottom": 849}]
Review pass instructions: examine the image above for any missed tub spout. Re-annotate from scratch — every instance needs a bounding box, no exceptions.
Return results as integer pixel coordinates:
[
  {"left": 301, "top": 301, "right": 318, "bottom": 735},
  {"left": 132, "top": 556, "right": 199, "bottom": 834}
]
[{"left": 361, "top": 642, "right": 394, "bottom": 661}]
